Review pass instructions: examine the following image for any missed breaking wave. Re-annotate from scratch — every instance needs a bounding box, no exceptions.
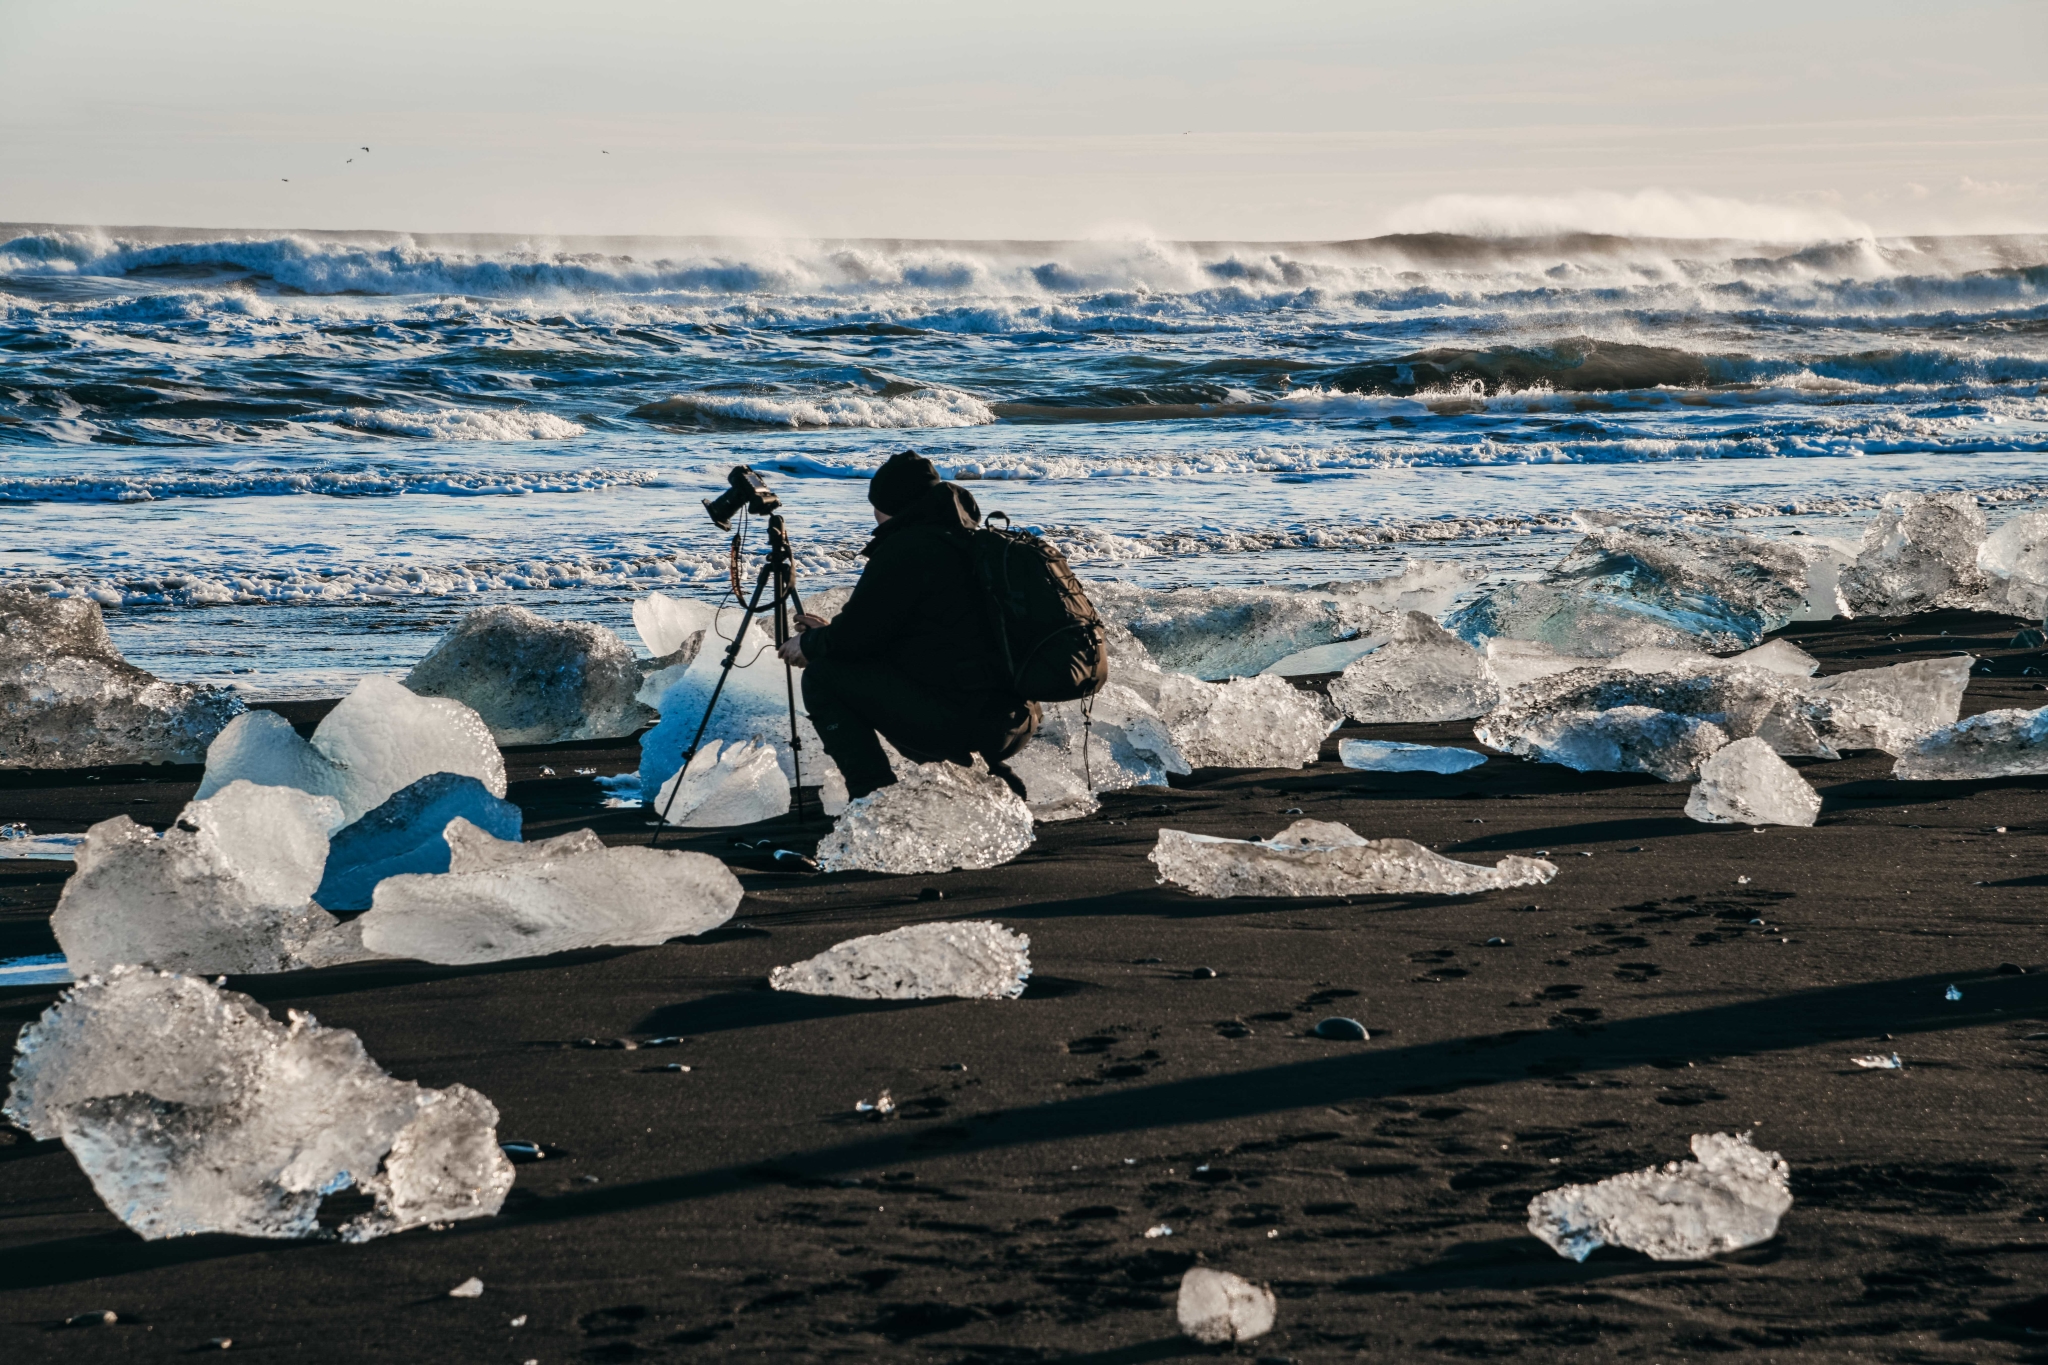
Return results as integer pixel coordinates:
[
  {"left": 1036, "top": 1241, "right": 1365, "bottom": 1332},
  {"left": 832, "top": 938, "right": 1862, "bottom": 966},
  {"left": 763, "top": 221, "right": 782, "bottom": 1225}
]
[{"left": 632, "top": 388, "right": 994, "bottom": 429}]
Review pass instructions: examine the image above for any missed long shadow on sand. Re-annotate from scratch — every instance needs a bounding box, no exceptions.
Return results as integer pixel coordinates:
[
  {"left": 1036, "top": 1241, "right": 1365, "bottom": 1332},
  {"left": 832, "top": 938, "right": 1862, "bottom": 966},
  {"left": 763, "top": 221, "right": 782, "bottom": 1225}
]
[
  {"left": 7, "top": 966, "right": 2038, "bottom": 1290},
  {"left": 498, "top": 963, "right": 2048, "bottom": 1229}
]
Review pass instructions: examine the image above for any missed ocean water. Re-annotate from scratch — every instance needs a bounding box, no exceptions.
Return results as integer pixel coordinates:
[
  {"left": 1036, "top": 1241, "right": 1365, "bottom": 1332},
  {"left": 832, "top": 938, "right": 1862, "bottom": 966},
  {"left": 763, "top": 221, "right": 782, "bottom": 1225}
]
[{"left": 3, "top": 224, "right": 2045, "bottom": 696}]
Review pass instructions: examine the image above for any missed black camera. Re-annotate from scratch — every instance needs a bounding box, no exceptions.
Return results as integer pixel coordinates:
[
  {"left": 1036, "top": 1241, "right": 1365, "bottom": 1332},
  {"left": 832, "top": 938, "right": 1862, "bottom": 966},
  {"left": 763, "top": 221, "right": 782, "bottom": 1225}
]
[{"left": 703, "top": 465, "right": 780, "bottom": 531}]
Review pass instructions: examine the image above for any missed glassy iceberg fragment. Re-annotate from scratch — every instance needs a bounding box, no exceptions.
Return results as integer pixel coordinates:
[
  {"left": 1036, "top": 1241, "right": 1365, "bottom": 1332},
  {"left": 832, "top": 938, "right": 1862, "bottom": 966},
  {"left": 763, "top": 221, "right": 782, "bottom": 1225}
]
[
  {"left": 1480, "top": 665, "right": 1832, "bottom": 763},
  {"left": 53, "top": 780, "right": 344, "bottom": 977},
  {"left": 3, "top": 966, "right": 513, "bottom": 1241},
  {"left": 1139, "top": 671, "right": 1333, "bottom": 770},
  {"left": 768, "top": 921, "right": 1031, "bottom": 1000},
  {"left": 1841, "top": 491, "right": 1990, "bottom": 615},
  {"left": 1339, "top": 739, "right": 1488, "bottom": 774},
  {"left": 1484, "top": 639, "right": 1605, "bottom": 692},
  {"left": 315, "top": 773, "right": 523, "bottom": 912},
  {"left": 447, "top": 818, "right": 606, "bottom": 872},
  {"left": 632, "top": 591, "right": 729, "bottom": 658},
  {"left": 1091, "top": 562, "right": 1472, "bottom": 681},
  {"left": 1980, "top": 509, "right": 2048, "bottom": 620},
  {"left": 1329, "top": 611, "right": 1498, "bottom": 723},
  {"left": 637, "top": 613, "right": 827, "bottom": 791},
  {"left": 1893, "top": 705, "right": 2048, "bottom": 780},
  {"left": 356, "top": 824, "right": 741, "bottom": 964},
  {"left": 1151, "top": 819, "right": 1555, "bottom": 897},
  {"left": 651, "top": 738, "right": 791, "bottom": 827},
  {"left": 1528, "top": 1132, "right": 1791, "bottom": 1262},
  {"left": 1449, "top": 518, "right": 1818, "bottom": 654},
  {"left": 1684, "top": 737, "right": 1820, "bottom": 826},
  {"left": 1010, "top": 682, "right": 1188, "bottom": 821},
  {"left": 1177, "top": 1268, "right": 1276, "bottom": 1345},
  {"left": 1498, "top": 705, "right": 1730, "bottom": 782},
  {"left": 1805, "top": 656, "right": 1972, "bottom": 754},
  {"left": 0, "top": 590, "right": 245, "bottom": 769},
  {"left": 403, "top": 604, "right": 650, "bottom": 744},
  {"left": 198, "top": 676, "right": 506, "bottom": 825},
  {"left": 816, "top": 763, "right": 1035, "bottom": 874}
]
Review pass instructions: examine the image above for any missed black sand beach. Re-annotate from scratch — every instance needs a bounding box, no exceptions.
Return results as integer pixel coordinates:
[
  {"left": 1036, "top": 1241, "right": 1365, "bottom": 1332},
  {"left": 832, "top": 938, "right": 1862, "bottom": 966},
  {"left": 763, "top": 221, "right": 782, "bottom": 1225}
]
[{"left": 4, "top": 609, "right": 2048, "bottom": 1361}]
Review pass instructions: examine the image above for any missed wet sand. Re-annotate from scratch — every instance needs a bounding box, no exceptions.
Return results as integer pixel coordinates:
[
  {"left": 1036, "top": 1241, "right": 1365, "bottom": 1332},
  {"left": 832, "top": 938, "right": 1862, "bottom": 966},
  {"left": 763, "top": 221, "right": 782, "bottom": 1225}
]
[{"left": 4, "top": 610, "right": 2048, "bottom": 1361}]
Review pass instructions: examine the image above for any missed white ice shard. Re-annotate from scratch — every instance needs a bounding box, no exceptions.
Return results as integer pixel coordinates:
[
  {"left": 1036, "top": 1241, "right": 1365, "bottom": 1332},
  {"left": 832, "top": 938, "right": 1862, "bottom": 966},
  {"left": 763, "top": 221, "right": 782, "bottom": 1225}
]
[
  {"left": 1339, "top": 739, "right": 1488, "bottom": 774},
  {"left": 3, "top": 966, "right": 513, "bottom": 1242},
  {"left": 403, "top": 604, "right": 650, "bottom": 744},
  {"left": 1484, "top": 639, "right": 1605, "bottom": 692},
  {"left": 816, "top": 763, "right": 1035, "bottom": 874},
  {"left": 355, "top": 821, "right": 740, "bottom": 964},
  {"left": 1176, "top": 1268, "right": 1276, "bottom": 1346},
  {"left": 1480, "top": 664, "right": 1833, "bottom": 764},
  {"left": 1684, "top": 737, "right": 1821, "bottom": 826},
  {"left": 651, "top": 738, "right": 791, "bottom": 827},
  {"left": 0, "top": 590, "right": 245, "bottom": 768},
  {"left": 1980, "top": 509, "right": 2048, "bottom": 620},
  {"left": 1090, "top": 562, "right": 1473, "bottom": 681},
  {"left": 632, "top": 591, "right": 727, "bottom": 657},
  {"left": 1009, "top": 681, "right": 1189, "bottom": 821},
  {"left": 1527, "top": 1132, "right": 1792, "bottom": 1262},
  {"left": 1156, "top": 673, "right": 1333, "bottom": 770},
  {"left": 1893, "top": 705, "right": 2048, "bottom": 780},
  {"left": 637, "top": 613, "right": 828, "bottom": 790},
  {"left": 1498, "top": 705, "right": 1731, "bottom": 782},
  {"left": 52, "top": 781, "right": 345, "bottom": 978},
  {"left": 1329, "top": 611, "right": 1498, "bottom": 723},
  {"left": 1841, "top": 491, "right": 1991, "bottom": 615},
  {"left": 197, "top": 676, "right": 506, "bottom": 825},
  {"left": 1150, "top": 819, "right": 1556, "bottom": 898},
  {"left": 768, "top": 921, "right": 1031, "bottom": 1000},
  {"left": 1804, "top": 655, "right": 1973, "bottom": 754},
  {"left": 315, "top": 773, "right": 523, "bottom": 912},
  {"left": 1448, "top": 518, "right": 1820, "bottom": 655}
]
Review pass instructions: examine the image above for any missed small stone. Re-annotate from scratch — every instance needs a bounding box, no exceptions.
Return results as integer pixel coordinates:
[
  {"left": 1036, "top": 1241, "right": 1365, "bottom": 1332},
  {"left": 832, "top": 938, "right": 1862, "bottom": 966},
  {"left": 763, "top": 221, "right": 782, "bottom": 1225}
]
[
  {"left": 449, "top": 1277, "right": 484, "bottom": 1298},
  {"left": 68, "top": 1310, "right": 117, "bottom": 1328},
  {"left": 207, "top": 1337, "right": 232, "bottom": 1350},
  {"left": 1486, "top": 937, "right": 1509, "bottom": 946},
  {"left": 1192, "top": 966, "right": 1218, "bottom": 979},
  {"left": 2000, "top": 962, "right": 2027, "bottom": 975},
  {"left": 918, "top": 887, "right": 944, "bottom": 901},
  {"left": 1313, "top": 1017, "right": 1369, "bottom": 1041}
]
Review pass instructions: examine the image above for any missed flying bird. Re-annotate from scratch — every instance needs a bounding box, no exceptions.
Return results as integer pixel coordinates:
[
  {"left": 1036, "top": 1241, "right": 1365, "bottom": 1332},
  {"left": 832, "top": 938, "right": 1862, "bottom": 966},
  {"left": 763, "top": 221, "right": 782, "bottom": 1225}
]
[
  {"left": 281, "top": 178, "right": 289, "bottom": 182},
  {"left": 361, "top": 146, "right": 370, "bottom": 152},
  {"left": 345, "top": 158, "right": 353, "bottom": 163}
]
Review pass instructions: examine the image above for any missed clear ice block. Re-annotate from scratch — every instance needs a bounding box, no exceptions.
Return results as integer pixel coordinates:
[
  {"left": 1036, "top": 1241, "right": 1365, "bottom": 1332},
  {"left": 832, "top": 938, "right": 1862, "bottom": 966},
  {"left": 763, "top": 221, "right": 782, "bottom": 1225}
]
[
  {"left": 404, "top": 604, "right": 650, "bottom": 744},
  {"left": 1150, "top": 819, "right": 1556, "bottom": 897},
  {"left": 1528, "top": 1132, "right": 1791, "bottom": 1262},
  {"left": 768, "top": 921, "right": 1031, "bottom": 1000}
]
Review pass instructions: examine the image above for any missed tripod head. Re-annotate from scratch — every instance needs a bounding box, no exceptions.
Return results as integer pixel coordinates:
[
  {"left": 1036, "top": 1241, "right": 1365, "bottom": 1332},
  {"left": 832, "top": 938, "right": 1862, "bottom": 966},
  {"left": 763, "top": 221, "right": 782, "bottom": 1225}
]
[{"left": 704, "top": 465, "right": 780, "bottom": 531}]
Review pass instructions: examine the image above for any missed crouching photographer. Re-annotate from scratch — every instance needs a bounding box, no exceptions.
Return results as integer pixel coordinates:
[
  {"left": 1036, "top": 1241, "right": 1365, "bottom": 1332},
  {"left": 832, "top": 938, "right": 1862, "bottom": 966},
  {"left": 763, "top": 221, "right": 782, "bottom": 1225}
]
[{"left": 776, "top": 451, "right": 1040, "bottom": 799}]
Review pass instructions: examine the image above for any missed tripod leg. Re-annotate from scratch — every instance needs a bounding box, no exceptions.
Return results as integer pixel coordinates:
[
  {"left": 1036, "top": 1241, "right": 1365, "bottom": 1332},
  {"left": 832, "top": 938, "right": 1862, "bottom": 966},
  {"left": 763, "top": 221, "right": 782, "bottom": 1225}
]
[{"left": 650, "top": 565, "right": 779, "bottom": 844}]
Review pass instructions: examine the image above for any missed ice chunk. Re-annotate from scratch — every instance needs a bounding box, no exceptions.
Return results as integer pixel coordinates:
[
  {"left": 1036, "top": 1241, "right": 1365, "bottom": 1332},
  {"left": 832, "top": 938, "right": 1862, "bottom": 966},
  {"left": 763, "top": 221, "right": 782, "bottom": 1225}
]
[
  {"left": 1091, "top": 562, "right": 1473, "bottom": 681},
  {"left": 1980, "top": 509, "right": 2048, "bottom": 620},
  {"left": 3, "top": 966, "right": 513, "bottom": 1241},
  {"left": 632, "top": 591, "right": 727, "bottom": 657},
  {"left": 1009, "top": 682, "right": 1189, "bottom": 821},
  {"left": 355, "top": 825, "right": 740, "bottom": 964},
  {"left": 1176, "top": 1268, "right": 1276, "bottom": 1345},
  {"left": 0, "top": 831, "right": 87, "bottom": 860},
  {"left": 816, "top": 763, "right": 1035, "bottom": 874},
  {"left": 1841, "top": 491, "right": 1991, "bottom": 615},
  {"left": 1805, "top": 656, "right": 1972, "bottom": 754},
  {"left": 1684, "top": 737, "right": 1821, "bottom": 826},
  {"left": 1480, "top": 665, "right": 1833, "bottom": 762},
  {"left": 52, "top": 781, "right": 344, "bottom": 978},
  {"left": 1484, "top": 639, "right": 1605, "bottom": 691},
  {"left": 637, "top": 614, "right": 826, "bottom": 790},
  {"left": 1527, "top": 1132, "right": 1791, "bottom": 1262},
  {"left": 287, "top": 916, "right": 397, "bottom": 970},
  {"left": 198, "top": 676, "right": 506, "bottom": 825},
  {"left": 1150, "top": 819, "right": 1555, "bottom": 897},
  {"left": 315, "top": 773, "right": 524, "bottom": 912},
  {"left": 1449, "top": 519, "right": 1819, "bottom": 655},
  {"left": 1329, "top": 611, "right": 1498, "bottom": 723},
  {"left": 1496, "top": 705, "right": 1731, "bottom": 782},
  {"left": 650, "top": 738, "right": 791, "bottom": 827},
  {"left": 1893, "top": 705, "right": 2048, "bottom": 780},
  {"left": 404, "top": 605, "right": 650, "bottom": 744},
  {"left": 1140, "top": 671, "right": 1334, "bottom": 770},
  {"left": 447, "top": 818, "right": 606, "bottom": 871},
  {"left": 768, "top": 921, "right": 1031, "bottom": 1000},
  {"left": 1339, "top": 739, "right": 1488, "bottom": 774},
  {"left": 0, "top": 590, "right": 245, "bottom": 768},
  {"left": 1728, "top": 638, "right": 1821, "bottom": 678}
]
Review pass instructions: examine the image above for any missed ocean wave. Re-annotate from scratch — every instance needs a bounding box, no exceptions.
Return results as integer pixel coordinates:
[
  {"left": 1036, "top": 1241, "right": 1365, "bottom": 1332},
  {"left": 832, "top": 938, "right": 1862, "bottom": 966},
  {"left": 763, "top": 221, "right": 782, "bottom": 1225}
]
[
  {"left": 0, "top": 466, "right": 663, "bottom": 504},
  {"left": 317, "top": 406, "right": 588, "bottom": 440},
  {"left": 631, "top": 387, "right": 994, "bottom": 429}
]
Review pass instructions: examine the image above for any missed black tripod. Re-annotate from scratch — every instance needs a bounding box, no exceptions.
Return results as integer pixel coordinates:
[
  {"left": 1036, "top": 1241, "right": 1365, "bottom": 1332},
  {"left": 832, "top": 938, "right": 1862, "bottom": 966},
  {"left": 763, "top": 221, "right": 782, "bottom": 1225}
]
[{"left": 651, "top": 512, "right": 809, "bottom": 841}]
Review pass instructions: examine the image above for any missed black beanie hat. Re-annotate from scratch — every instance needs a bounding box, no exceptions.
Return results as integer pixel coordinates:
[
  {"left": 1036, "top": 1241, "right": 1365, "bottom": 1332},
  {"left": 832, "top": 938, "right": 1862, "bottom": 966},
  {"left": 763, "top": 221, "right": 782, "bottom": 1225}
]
[{"left": 867, "top": 449, "right": 943, "bottom": 515}]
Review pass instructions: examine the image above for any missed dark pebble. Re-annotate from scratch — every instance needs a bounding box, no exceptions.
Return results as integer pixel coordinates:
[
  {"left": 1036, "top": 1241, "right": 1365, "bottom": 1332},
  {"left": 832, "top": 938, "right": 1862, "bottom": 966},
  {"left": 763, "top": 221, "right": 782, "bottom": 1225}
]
[
  {"left": 1485, "top": 937, "right": 1509, "bottom": 946},
  {"left": 1191, "top": 967, "right": 1218, "bottom": 979},
  {"left": 918, "top": 887, "right": 944, "bottom": 901},
  {"left": 2000, "top": 962, "right": 2027, "bottom": 975},
  {"left": 1313, "top": 1017, "right": 1369, "bottom": 1041},
  {"left": 68, "top": 1311, "right": 117, "bottom": 1328}
]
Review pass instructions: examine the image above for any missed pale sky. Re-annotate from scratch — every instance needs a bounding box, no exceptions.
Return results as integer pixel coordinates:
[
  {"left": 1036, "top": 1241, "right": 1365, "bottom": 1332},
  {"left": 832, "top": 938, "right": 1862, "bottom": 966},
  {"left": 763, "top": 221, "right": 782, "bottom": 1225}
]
[{"left": 2, "top": 0, "right": 2043, "bottom": 240}]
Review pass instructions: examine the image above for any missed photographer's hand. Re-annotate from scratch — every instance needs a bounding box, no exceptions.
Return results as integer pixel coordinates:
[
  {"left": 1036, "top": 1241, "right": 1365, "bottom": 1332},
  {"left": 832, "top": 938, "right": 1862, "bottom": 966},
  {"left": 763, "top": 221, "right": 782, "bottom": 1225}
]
[
  {"left": 776, "top": 633, "right": 809, "bottom": 667},
  {"left": 792, "top": 612, "right": 827, "bottom": 632}
]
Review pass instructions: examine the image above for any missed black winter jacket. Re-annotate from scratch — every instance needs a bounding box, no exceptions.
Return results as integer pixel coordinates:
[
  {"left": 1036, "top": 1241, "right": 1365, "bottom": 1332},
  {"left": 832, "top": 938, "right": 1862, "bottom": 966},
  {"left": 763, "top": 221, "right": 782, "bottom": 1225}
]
[{"left": 799, "top": 483, "right": 1010, "bottom": 695}]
